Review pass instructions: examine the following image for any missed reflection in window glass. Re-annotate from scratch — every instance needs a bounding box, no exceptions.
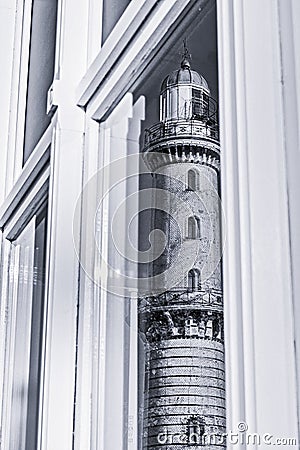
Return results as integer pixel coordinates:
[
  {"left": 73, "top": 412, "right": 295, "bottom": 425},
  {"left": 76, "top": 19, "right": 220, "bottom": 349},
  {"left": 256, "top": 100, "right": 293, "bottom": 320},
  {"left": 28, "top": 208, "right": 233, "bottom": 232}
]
[
  {"left": 134, "top": 2, "right": 225, "bottom": 448},
  {"left": 23, "top": 0, "right": 58, "bottom": 164},
  {"left": 8, "top": 204, "right": 48, "bottom": 450},
  {"left": 188, "top": 216, "right": 198, "bottom": 239},
  {"left": 188, "top": 169, "right": 197, "bottom": 190},
  {"left": 192, "top": 88, "right": 201, "bottom": 117}
]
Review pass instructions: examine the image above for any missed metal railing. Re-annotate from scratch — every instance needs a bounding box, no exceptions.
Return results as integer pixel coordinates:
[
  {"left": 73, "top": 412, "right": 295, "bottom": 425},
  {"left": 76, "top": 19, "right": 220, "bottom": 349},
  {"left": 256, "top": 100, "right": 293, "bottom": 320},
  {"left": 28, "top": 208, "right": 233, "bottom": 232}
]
[
  {"left": 144, "top": 118, "right": 219, "bottom": 149},
  {"left": 143, "top": 287, "right": 223, "bottom": 307}
]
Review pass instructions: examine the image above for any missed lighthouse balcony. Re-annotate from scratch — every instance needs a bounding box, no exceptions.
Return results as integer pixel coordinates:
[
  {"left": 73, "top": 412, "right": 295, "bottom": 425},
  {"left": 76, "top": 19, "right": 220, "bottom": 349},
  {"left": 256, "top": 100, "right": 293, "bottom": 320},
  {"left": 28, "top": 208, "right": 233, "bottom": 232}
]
[
  {"left": 139, "top": 287, "right": 223, "bottom": 311},
  {"left": 144, "top": 118, "right": 219, "bottom": 151}
]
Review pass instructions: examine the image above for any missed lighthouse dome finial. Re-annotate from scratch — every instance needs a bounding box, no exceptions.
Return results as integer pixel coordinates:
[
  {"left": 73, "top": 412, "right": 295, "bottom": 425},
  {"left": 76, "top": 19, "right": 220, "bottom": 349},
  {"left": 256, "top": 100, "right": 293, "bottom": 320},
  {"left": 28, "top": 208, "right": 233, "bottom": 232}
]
[
  {"left": 160, "top": 42, "right": 210, "bottom": 93},
  {"left": 181, "top": 39, "right": 191, "bottom": 69}
]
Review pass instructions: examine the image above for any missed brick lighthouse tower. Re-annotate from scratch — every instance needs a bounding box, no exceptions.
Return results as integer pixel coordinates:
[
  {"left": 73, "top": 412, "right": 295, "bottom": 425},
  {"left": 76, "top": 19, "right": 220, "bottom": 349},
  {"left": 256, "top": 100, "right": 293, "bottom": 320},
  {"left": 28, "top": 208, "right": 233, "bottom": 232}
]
[{"left": 139, "top": 46, "right": 225, "bottom": 449}]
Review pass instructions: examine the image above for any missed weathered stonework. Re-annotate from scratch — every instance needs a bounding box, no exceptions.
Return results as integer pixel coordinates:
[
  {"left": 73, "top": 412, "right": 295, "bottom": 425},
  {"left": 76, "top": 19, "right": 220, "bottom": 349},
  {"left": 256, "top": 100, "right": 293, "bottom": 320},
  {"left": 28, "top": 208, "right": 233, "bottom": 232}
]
[{"left": 139, "top": 56, "right": 225, "bottom": 449}]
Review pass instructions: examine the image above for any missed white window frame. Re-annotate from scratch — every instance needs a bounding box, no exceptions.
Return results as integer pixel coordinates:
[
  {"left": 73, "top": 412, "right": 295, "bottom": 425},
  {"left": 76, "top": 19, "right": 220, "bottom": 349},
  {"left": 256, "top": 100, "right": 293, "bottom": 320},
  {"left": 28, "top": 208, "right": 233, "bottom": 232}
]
[
  {"left": 76, "top": 0, "right": 300, "bottom": 445},
  {"left": 0, "top": 163, "right": 50, "bottom": 450},
  {"left": 1, "top": 216, "right": 36, "bottom": 450},
  {"left": 75, "top": 2, "right": 220, "bottom": 450},
  {"left": 4, "top": 0, "right": 63, "bottom": 194},
  {"left": 76, "top": 0, "right": 203, "bottom": 120},
  {"left": 278, "top": 0, "right": 300, "bottom": 429},
  {"left": 217, "top": 0, "right": 299, "bottom": 442},
  {"left": 5, "top": 0, "right": 33, "bottom": 192},
  {"left": 1, "top": 0, "right": 92, "bottom": 448}
]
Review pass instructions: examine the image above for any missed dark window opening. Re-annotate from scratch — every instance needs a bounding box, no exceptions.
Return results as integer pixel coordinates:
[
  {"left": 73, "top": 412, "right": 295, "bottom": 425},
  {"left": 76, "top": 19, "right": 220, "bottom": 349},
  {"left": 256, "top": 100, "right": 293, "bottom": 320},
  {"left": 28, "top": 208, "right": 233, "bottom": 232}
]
[
  {"left": 192, "top": 89, "right": 201, "bottom": 117},
  {"left": 187, "top": 416, "right": 205, "bottom": 445},
  {"left": 192, "top": 89, "right": 210, "bottom": 121},
  {"left": 188, "top": 216, "right": 200, "bottom": 239},
  {"left": 188, "top": 269, "right": 199, "bottom": 291},
  {"left": 187, "top": 169, "right": 197, "bottom": 190}
]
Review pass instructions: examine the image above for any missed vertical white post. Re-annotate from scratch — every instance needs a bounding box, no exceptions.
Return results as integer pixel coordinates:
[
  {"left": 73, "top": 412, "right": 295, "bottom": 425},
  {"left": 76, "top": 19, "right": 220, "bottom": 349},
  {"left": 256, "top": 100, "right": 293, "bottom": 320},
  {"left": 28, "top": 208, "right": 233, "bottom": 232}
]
[
  {"left": 0, "top": 0, "right": 16, "bottom": 203},
  {"left": 218, "top": 0, "right": 299, "bottom": 444},
  {"left": 40, "top": 0, "right": 90, "bottom": 448}
]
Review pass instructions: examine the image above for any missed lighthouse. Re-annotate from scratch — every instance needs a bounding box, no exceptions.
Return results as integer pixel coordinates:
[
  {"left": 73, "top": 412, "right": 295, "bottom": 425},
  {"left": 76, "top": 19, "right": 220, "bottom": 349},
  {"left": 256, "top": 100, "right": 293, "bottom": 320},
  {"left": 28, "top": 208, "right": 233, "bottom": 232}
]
[{"left": 138, "top": 47, "right": 225, "bottom": 449}]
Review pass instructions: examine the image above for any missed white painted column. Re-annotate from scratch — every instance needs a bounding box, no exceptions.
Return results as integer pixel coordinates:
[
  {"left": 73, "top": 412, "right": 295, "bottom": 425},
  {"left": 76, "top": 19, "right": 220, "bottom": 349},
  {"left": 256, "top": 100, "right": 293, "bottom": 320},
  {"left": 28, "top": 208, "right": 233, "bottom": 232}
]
[
  {"left": 40, "top": 0, "right": 90, "bottom": 449},
  {"left": 126, "top": 96, "right": 145, "bottom": 450},
  {"left": 0, "top": 0, "right": 17, "bottom": 202},
  {"left": 0, "top": 238, "right": 12, "bottom": 445},
  {"left": 277, "top": 0, "right": 300, "bottom": 432},
  {"left": 218, "top": 0, "right": 299, "bottom": 446}
]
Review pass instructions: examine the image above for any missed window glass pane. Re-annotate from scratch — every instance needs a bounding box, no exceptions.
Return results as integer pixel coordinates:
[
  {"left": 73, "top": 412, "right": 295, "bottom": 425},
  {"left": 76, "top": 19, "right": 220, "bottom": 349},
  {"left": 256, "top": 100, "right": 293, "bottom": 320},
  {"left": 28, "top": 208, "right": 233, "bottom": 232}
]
[
  {"left": 8, "top": 204, "right": 48, "bottom": 450},
  {"left": 23, "top": 0, "right": 58, "bottom": 164},
  {"left": 192, "top": 88, "right": 201, "bottom": 116},
  {"left": 25, "top": 208, "right": 47, "bottom": 450},
  {"left": 188, "top": 169, "right": 197, "bottom": 190},
  {"left": 133, "top": 2, "right": 225, "bottom": 447},
  {"left": 93, "top": 2, "right": 222, "bottom": 447},
  {"left": 9, "top": 218, "right": 36, "bottom": 450},
  {"left": 102, "top": 0, "right": 131, "bottom": 43}
]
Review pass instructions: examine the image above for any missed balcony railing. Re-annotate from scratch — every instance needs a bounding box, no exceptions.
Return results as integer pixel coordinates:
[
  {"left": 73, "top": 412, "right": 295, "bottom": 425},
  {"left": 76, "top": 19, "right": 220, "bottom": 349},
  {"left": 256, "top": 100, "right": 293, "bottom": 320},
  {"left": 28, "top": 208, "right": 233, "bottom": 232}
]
[
  {"left": 141, "top": 287, "right": 223, "bottom": 308},
  {"left": 144, "top": 118, "right": 219, "bottom": 150}
]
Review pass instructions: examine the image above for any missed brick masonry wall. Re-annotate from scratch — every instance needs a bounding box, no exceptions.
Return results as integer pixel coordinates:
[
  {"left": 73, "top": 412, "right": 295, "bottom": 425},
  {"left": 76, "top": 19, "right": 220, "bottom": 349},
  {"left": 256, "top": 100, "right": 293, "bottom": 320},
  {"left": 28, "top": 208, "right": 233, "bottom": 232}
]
[{"left": 139, "top": 157, "right": 225, "bottom": 449}]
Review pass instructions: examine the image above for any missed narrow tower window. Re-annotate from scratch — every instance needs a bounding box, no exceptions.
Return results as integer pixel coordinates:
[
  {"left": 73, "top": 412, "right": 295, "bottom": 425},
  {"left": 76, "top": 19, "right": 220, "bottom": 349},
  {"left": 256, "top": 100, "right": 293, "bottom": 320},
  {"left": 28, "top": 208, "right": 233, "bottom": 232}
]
[
  {"left": 187, "top": 416, "right": 205, "bottom": 444},
  {"left": 203, "top": 92, "right": 209, "bottom": 116},
  {"left": 188, "top": 270, "right": 195, "bottom": 290},
  {"left": 192, "top": 89, "right": 201, "bottom": 118},
  {"left": 188, "top": 269, "right": 199, "bottom": 291},
  {"left": 188, "top": 216, "right": 196, "bottom": 238},
  {"left": 187, "top": 169, "right": 197, "bottom": 190},
  {"left": 188, "top": 216, "right": 200, "bottom": 238}
]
